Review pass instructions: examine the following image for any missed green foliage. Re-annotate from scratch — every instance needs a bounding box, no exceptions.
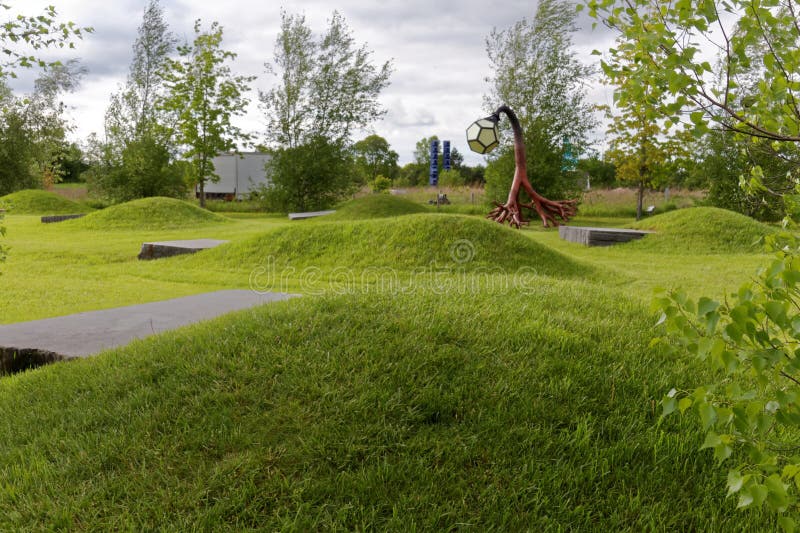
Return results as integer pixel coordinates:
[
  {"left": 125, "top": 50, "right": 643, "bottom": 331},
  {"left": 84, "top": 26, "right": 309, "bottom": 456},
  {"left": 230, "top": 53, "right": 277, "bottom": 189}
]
[
  {"left": 71, "top": 196, "right": 230, "bottom": 230},
  {"left": 629, "top": 207, "right": 777, "bottom": 255},
  {"left": 159, "top": 19, "right": 253, "bottom": 207},
  {"left": 370, "top": 174, "right": 392, "bottom": 193},
  {"left": 587, "top": 0, "right": 800, "bottom": 196},
  {"left": 353, "top": 135, "right": 398, "bottom": 183},
  {"left": 87, "top": 137, "right": 188, "bottom": 202},
  {"left": 698, "top": 129, "right": 791, "bottom": 222},
  {"left": 258, "top": 136, "right": 356, "bottom": 212},
  {"left": 0, "top": 4, "right": 90, "bottom": 80},
  {"left": 329, "top": 194, "right": 429, "bottom": 221},
  {"left": 577, "top": 155, "right": 616, "bottom": 188},
  {"left": 438, "top": 169, "right": 466, "bottom": 188},
  {"left": 92, "top": 137, "right": 188, "bottom": 202},
  {"left": 260, "top": 11, "right": 392, "bottom": 149},
  {"left": 655, "top": 233, "right": 800, "bottom": 524}
]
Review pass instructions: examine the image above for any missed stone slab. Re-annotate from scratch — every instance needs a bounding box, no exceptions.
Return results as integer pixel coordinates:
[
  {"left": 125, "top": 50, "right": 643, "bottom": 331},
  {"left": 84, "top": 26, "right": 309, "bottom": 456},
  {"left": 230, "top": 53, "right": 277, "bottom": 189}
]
[
  {"left": 41, "top": 214, "right": 86, "bottom": 223},
  {"left": 288, "top": 210, "right": 335, "bottom": 220},
  {"left": 138, "top": 239, "right": 229, "bottom": 260},
  {"left": 0, "top": 290, "right": 297, "bottom": 361},
  {"left": 559, "top": 226, "right": 653, "bottom": 247}
]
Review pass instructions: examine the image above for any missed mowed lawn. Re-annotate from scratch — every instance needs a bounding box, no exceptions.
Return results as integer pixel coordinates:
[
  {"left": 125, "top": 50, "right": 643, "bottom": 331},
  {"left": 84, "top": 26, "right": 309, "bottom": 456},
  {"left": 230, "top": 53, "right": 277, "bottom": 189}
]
[{"left": 0, "top": 197, "right": 780, "bottom": 530}]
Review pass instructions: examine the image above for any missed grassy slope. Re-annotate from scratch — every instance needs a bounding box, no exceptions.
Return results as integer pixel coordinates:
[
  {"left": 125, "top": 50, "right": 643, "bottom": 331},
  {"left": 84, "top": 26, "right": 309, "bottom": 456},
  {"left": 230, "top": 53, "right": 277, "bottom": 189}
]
[
  {"left": 0, "top": 207, "right": 777, "bottom": 530},
  {"left": 70, "top": 197, "right": 231, "bottom": 230},
  {"left": 628, "top": 206, "right": 777, "bottom": 254},
  {"left": 0, "top": 289, "right": 772, "bottom": 530},
  {"left": 201, "top": 214, "right": 595, "bottom": 278},
  {"left": 0, "top": 189, "right": 91, "bottom": 215},
  {"left": 329, "top": 194, "right": 430, "bottom": 220}
]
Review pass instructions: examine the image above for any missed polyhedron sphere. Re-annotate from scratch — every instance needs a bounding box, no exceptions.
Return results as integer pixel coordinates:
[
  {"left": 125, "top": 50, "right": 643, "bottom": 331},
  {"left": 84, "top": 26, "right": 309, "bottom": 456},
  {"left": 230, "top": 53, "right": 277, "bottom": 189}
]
[{"left": 466, "top": 118, "right": 499, "bottom": 154}]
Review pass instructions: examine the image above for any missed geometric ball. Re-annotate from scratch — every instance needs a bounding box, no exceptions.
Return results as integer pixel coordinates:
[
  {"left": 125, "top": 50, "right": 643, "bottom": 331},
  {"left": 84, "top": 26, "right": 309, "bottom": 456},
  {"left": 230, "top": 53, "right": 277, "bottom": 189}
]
[{"left": 466, "top": 118, "right": 499, "bottom": 154}]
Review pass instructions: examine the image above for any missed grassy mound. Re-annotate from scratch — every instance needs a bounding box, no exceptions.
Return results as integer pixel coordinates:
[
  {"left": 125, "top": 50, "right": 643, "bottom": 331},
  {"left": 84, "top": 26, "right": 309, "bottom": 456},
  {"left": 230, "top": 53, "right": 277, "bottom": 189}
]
[
  {"left": 202, "top": 213, "right": 594, "bottom": 277},
  {"left": 628, "top": 207, "right": 776, "bottom": 254},
  {"left": 329, "top": 194, "right": 430, "bottom": 220},
  {"left": 71, "top": 197, "right": 231, "bottom": 230},
  {"left": 0, "top": 288, "right": 768, "bottom": 530},
  {"left": 0, "top": 189, "right": 90, "bottom": 215}
]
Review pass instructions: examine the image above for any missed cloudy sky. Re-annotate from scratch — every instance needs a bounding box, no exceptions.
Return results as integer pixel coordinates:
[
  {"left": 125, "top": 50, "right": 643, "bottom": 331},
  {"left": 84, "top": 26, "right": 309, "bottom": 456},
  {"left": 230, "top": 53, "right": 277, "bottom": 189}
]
[{"left": 10, "top": 0, "right": 617, "bottom": 165}]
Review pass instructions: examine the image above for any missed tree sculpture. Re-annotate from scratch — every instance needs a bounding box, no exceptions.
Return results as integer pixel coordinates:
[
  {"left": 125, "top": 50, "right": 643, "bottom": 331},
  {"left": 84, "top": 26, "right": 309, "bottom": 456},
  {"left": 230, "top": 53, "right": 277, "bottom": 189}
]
[{"left": 467, "top": 105, "right": 577, "bottom": 228}]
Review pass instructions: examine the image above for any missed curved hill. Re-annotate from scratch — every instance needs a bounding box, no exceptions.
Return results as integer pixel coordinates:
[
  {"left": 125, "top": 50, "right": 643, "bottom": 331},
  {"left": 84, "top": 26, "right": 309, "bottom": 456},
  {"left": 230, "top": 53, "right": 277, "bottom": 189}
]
[
  {"left": 201, "top": 213, "right": 595, "bottom": 278},
  {"left": 328, "top": 195, "right": 430, "bottom": 220},
  {"left": 70, "top": 197, "right": 231, "bottom": 230},
  {"left": 0, "top": 189, "right": 90, "bottom": 215},
  {"left": 628, "top": 207, "right": 776, "bottom": 253}
]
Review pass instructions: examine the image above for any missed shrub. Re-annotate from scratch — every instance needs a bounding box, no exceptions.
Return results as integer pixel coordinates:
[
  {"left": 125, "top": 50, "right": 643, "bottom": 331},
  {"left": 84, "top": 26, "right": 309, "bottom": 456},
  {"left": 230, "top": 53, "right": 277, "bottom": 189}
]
[{"left": 370, "top": 175, "right": 392, "bottom": 193}]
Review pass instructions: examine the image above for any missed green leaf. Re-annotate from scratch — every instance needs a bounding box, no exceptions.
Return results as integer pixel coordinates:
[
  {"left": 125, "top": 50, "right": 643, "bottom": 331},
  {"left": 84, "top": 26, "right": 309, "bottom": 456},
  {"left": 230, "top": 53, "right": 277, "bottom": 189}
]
[
  {"left": 778, "top": 516, "right": 796, "bottom": 533},
  {"left": 678, "top": 397, "right": 693, "bottom": 414},
  {"left": 698, "top": 297, "right": 719, "bottom": 316},
  {"left": 699, "top": 402, "right": 717, "bottom": 430},
  {"left": 662, "top": 396, "right": 678, "bottom": 417},
  {"left": 700, "top": 430, "right": 721, "bottom": 450},
  {"left": 727, "top": 469, "right": 745, "bottom": 495}
]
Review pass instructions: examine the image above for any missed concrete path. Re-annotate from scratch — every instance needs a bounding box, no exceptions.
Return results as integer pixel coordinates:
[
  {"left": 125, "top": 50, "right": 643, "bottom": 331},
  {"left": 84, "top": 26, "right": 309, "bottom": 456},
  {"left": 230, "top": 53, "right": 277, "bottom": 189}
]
[{"left": 0, "top": 290, "right": 297, "bottom": 359}]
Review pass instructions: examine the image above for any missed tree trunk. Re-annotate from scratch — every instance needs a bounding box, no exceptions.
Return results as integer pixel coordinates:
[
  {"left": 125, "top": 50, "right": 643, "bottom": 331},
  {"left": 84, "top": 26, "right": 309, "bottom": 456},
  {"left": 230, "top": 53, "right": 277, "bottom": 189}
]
[
  {"left": 486, "top": 105, "right": 577, "bottom": 228},
  {"left": 636, "top": 181, "right": 643, "bottom": 221},
  {"left": 199, "top": 180, "right": 206, "bottom": 208}
]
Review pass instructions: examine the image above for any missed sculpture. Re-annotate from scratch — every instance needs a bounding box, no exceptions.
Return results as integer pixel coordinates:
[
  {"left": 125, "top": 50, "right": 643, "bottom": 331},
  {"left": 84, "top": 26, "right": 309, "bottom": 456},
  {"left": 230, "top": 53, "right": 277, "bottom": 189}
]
[{"left": 467, "top": 105, "right": 577, "bottom": 228}]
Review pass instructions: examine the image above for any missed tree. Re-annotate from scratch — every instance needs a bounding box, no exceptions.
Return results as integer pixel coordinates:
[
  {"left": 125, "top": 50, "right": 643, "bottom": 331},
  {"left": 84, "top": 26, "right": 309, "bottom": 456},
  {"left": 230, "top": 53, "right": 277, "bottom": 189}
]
[
  {"left": 95, "top": 0, "right": 185, "bottom": 202},
  {"left": 259, "top": 10, "right": 392, "bottom": 209},
  {"left": 0, "top": 62, "right": 85, "bottom": 194},
  {"left": 586, "top": 0, "right": 800, "bottom": 188},
  {"left": 160, "top": 20, "right": 253, "bottom": 207},
  {"left": 484, "top": 0, "right": 597, "bottom": 206},
  {"left": 587, "top": 0, "right": 800, "bottom": 519},
  {"left": 576, "top": 153, "right": 616, "bottom": 188},
  {"left": 105, "top": 0, "right": 176, "bottom": 149},
  {"left": 0, "top": 3, "right": 90, "bottom": 271},
  {"left": 259, "top": 136, "right": 355, "bottom": 212},
  {"left": 353, "top": 134, "right": 398, "bottom": 183}
]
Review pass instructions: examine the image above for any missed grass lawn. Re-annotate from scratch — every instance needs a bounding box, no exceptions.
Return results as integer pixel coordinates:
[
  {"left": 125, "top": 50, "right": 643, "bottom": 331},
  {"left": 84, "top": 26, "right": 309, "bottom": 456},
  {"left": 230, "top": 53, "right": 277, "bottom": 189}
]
[{"left": 0, "top": 196, "right": 780, "bottom": 530}]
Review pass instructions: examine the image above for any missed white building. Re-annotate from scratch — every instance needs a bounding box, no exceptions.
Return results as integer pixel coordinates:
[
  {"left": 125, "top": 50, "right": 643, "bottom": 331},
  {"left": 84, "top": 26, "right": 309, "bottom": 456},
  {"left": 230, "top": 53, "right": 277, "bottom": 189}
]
[{"left": 199, "top": 152, "right": 271, "bottom": 200}]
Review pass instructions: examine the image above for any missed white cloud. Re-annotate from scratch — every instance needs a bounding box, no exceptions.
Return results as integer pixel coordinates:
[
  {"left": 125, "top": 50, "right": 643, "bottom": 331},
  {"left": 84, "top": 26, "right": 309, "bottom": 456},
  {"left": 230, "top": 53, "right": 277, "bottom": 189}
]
[{"left": 6, "top": 0, "right": 618, "bottom": 165}]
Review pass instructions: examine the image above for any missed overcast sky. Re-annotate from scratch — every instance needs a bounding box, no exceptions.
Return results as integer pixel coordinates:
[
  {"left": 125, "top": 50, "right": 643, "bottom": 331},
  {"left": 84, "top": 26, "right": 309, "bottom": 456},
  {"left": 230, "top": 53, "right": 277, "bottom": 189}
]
[{"left": 10, "top": 0, "right": 618, "bottom": 165}]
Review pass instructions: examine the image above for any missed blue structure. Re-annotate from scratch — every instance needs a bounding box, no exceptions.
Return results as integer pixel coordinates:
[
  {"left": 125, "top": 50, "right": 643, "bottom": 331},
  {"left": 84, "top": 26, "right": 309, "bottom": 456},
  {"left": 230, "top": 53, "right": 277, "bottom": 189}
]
[
  {"left": 429, "top": 139, "right": 439, "bottom": 186},
  {"left": 562, "top": 136, "right": 578, "bottom": 172},
  {"left": 443, "top": 140, "right": 451, "bottom": 171}
]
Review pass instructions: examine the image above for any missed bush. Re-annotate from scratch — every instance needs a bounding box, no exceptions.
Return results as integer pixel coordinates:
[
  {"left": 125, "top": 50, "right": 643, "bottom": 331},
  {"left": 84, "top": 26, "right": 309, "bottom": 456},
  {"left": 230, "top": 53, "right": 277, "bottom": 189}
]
[
  {"left": 656, "top": 232, "right": 800, "bottom": 527},
  {"left": 370, "top": 175, "right": 392, "bottom": 193},
  {"left": 438, "top": 169, "right": 466, "bottom": 188}
]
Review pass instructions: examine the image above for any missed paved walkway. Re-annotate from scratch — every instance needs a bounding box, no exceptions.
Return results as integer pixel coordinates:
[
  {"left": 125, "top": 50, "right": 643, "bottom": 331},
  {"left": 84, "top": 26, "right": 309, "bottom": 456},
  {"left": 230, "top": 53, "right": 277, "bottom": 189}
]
[{"left": 0, "top": 290, "right": 297, "bottom": 359}]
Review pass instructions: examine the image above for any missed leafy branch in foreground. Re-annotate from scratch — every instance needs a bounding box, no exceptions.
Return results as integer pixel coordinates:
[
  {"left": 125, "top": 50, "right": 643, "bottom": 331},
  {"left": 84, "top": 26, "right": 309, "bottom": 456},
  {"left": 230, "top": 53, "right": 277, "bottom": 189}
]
[{"left": 655, "top": 231, "right": 800, "bottom": 530}]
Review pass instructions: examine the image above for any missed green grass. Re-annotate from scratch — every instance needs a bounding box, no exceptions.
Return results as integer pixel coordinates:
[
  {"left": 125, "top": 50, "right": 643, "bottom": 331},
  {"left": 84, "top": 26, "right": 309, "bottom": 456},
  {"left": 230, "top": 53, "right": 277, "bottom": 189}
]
[
  {"left": 70, "top": 196, "right": 232, "bottom": 230},
  {"left": 628, "top": 206, "right": 777, "bottom": 254},
  {"left": 201, "top": 214, "right": 594, "bottom": 278},
  {"left": 0, "top": 189, "right": 92, "bottom": 215},
  {"left": 329, "top": 194, "right": 431, "bottom": 220},
  {"left": 0, "top": 205, "right": 779, "bottom": 530}
]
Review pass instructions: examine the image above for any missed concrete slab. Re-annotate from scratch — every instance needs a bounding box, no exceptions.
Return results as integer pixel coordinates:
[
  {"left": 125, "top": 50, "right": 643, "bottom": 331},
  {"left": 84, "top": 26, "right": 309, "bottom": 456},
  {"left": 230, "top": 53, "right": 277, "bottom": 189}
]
[
  {"left": 0, "top": 290, "right": 297, "bottom": 361},
  {"left": 288, "top": 210, "right": 335, "bottom": 220},
  {"left": 559, "top": 226, "right": 653, "bottom": 247},
  {"left": 41, "top": 214, "right": 86, "bottom": 223},
  {"left": 138, "top": 239, "right": 229, "bottom": 260}
]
